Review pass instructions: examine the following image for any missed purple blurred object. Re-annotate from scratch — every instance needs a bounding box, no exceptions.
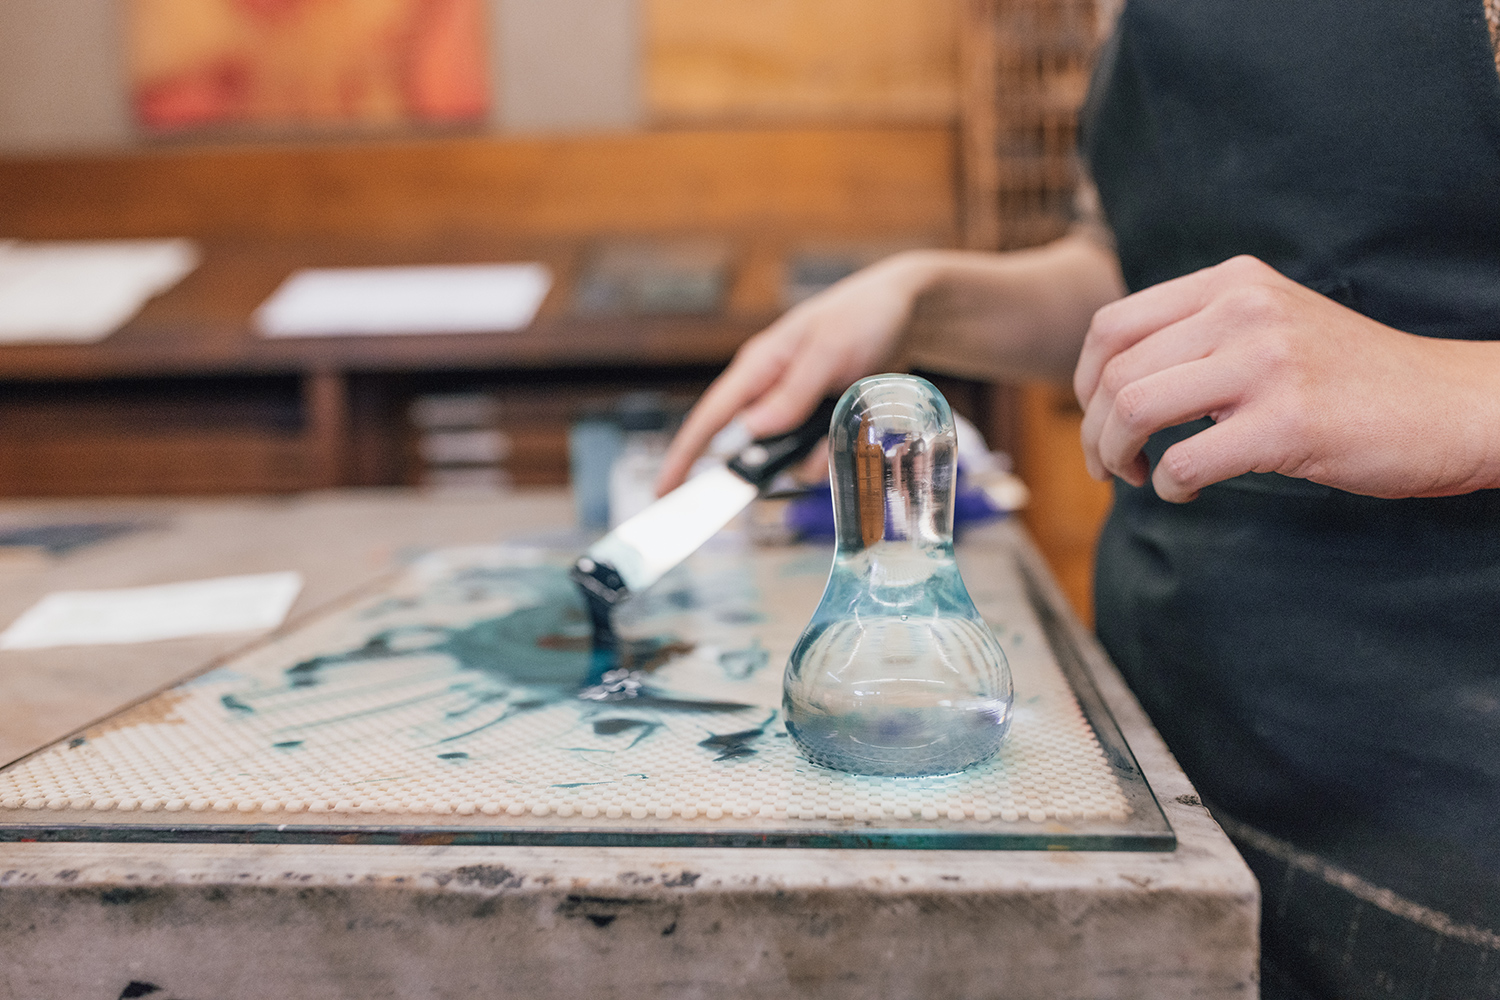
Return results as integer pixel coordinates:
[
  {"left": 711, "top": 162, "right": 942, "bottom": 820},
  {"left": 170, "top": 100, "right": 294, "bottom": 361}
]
[{"left": 782, "top": 467, "right": 1006, "bottom": 540}]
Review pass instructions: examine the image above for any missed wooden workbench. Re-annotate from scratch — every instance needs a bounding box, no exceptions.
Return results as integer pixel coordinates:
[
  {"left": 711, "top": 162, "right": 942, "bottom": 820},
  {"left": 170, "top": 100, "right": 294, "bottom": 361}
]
[{"left": 0, "top": 489, "right": 1257, "bottom": 998}]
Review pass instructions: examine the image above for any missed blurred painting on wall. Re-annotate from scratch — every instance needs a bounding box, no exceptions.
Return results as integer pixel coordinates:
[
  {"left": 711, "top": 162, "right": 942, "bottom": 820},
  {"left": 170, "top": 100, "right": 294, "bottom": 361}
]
[{"left": 128, "top": 0, "right": 491, "bottom": 134}]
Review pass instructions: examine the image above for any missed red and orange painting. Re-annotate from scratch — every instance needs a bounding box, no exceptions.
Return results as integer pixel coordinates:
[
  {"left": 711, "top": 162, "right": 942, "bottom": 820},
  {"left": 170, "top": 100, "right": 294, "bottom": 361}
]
[{"left": 128, "top": 0, "right": 490, "bottom": 133}]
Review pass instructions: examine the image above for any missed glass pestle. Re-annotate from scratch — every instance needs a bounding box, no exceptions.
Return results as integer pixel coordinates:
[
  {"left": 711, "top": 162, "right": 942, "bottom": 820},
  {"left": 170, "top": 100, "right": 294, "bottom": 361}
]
[{"left": 783, "top": 375, "right": 1013, "bottom": 776}]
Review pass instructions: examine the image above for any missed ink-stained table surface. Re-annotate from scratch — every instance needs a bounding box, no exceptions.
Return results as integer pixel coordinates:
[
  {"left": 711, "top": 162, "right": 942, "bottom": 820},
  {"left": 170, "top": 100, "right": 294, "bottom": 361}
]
[{"left": 0, "top": 490, "right": 1258, "bottom": 999}]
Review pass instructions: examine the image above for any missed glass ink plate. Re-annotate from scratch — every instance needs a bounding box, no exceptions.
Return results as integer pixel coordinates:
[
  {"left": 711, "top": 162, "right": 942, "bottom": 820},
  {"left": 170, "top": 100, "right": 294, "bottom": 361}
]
[{"left": 0, "top": 524, "right": 1174, "bottom": 851}]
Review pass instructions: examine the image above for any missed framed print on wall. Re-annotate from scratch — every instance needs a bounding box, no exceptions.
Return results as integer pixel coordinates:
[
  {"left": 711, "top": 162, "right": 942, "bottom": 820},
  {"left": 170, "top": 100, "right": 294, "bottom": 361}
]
[{"left": 128, "top": 0, "right": 491, "bottom": 134}]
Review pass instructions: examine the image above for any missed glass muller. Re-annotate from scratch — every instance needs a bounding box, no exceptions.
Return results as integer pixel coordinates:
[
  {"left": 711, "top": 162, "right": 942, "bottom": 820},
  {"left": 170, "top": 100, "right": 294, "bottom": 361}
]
[{"left": 783, "top": 375, "right": 1014, "bottom": 776}]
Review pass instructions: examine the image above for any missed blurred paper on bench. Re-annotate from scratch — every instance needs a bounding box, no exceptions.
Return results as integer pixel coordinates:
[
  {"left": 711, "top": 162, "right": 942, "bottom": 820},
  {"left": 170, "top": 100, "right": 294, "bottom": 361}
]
[
  {"left": 255, "top": 264, "right": 552, "bottom": 338},
  {"left": 0, "top": 240, "right": 200, "bottom": 344},
  {"left": 0, "top": 572, "right": 303, "bottom": 650}
]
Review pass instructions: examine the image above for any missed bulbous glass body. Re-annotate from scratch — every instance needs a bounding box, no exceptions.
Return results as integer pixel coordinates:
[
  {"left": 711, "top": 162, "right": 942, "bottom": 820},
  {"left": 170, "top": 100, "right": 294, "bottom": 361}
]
[{"left": 783, "top": 374, "right": 1013, "bottom": 776}]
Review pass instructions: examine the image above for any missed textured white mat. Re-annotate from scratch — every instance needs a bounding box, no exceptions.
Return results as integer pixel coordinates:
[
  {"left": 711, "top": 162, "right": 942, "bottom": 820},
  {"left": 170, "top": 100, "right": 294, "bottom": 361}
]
[{"left": 0, "top": 533, "right": 1153, "bottom": 848}]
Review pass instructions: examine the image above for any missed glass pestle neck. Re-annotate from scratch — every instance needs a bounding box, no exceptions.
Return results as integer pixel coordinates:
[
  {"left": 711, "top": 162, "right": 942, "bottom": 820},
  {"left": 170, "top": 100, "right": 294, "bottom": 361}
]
[{"left": 832, "top": 398, "right": 956, "bottom": 556}]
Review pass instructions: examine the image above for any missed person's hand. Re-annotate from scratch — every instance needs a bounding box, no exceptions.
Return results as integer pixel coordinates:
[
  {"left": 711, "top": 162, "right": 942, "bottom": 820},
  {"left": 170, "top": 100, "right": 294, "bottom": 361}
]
[
  {"left": 1074, "top": 255, "right": 1500, "bottom": 502},
  {"left": 655, "top": 251, "right": 940, "bottom": 494}
]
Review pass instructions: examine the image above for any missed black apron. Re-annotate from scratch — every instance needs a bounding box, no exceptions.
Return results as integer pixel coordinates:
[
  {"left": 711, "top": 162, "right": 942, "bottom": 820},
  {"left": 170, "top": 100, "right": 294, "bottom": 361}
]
[{"left": 1082, "top": 3, "right": 1500, "bottom": 997}]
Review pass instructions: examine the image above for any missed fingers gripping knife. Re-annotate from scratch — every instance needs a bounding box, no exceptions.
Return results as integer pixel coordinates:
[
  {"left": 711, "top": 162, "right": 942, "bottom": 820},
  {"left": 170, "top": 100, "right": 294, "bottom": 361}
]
[{"left": 570, "top": 399, "right": 838, "bottom": 624}]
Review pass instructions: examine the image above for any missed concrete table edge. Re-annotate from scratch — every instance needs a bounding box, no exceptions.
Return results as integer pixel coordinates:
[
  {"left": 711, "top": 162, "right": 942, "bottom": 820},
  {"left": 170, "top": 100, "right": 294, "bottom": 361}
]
[{"left": 0, "top": 513, "right": 1260, "bottom": 1000}]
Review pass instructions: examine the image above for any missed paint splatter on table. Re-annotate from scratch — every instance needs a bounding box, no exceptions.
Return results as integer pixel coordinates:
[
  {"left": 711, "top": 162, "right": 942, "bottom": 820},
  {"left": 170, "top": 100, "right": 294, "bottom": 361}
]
[{"left": 0, "top": 529, "right": 1172, "bottom": 849}]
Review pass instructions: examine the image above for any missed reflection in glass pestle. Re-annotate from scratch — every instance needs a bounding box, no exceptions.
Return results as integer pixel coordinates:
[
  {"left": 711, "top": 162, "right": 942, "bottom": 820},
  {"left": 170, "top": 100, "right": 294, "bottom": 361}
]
[{"left": 783, "top": 374, "right": 1013, "bottom": 776}]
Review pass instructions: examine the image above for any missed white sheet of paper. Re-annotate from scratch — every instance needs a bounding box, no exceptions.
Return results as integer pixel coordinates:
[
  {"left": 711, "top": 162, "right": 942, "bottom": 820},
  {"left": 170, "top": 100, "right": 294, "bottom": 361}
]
[
  {"left": 255, "top": 263, "right": 552, "bottom": 338},
  {"left": 0, "top": 239, "right": 199, "bottom": 344},
  {"left": 0, "top": 571, "right": 303, "bottom": 650}
]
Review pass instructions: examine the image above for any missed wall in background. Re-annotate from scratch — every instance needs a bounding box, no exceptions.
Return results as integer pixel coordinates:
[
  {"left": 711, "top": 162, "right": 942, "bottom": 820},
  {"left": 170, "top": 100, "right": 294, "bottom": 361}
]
[
  {"left": 645, "top": 0, "right": 958, "bottom": 124},
  {"left": 0, "top": 0, "right": 959, "bottom": 153},
  {"left": 0, "top": 0, "right": 135, "bottom": 153},
  {"left": 494, "top": 0, "right": 641, "bottom": 132},
  {"left": 0, "top": 0, "right": 641, "bottom": 151}
]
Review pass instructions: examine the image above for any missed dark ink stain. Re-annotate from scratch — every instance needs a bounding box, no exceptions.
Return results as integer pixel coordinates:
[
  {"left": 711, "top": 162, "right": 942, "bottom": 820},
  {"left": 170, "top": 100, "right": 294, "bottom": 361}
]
[
  {"left": 444, "top": 689, "right": 508, "bottom": 718},
  {"left": 559, "top": 893, "right": 651, "bottom": 913},
  {"left": 939, "top": 875, "right": 961, "bottom": 882},
  {"left": 551, "top": 781, "right": 610, "bottom": 789},
  {"left": 717, "top": 640, "right": 769, "bottom": 680},
  {"left": 663, "top": 587, "right": 698, "bottom": 610},
  {"left": 580, "top": 668, "right": 752, "bottom": 712},
  {"left": 117, "top": 983, "right": 162, "bottom": 999},
  {"left": 99, "top": 887, "right": 154, "bottom": 906},
  {"left": 437, "top": 752, "right": 469, "bottom": 760},
  {"left": 698, "top": 729, "right": 765, "bottom": 761},
  {"left": 622, "top": 640, "right": 696, "bottom": 675},
  {"left": 535, "top": 632, "right": 590, "bottom": 651},
  {"left": 261, "top": 566, "right": 761, "bottom": 750},
  {"left": 56, "top": 869, "right": 80, "bottom": 881},
  {"left": 283, "top": 567, "right": 713, "bottom": 708},
  {"left": 67, "top": 737, "right": 86, "bottom": 749},
  {"left": 452, "top": 864, "right": 523, "bottom": 889},
  {"left": 0, "top": 520, "right": 145, "bottom": 556},
  {"left": 661, "top": 871, "right": 701, "bottom": 888},
  {"left": 556, "top": 893, "right": 657, "bottom": 929},
  {"left": 662, "top": 921, "right": 677, "bottom": 936},
  {"left": 272, "top": 740, "right": 303, "bottom": 749},
  {"left": 591, "top": 717, "right": 661, "bottom": 748},
  {"left": 220, "top": 694, "right": 253, "bottom": 713},
  {"left": 286, "top": 659, "right": 324, "bottom": 687},
  {"left": 593, "top": 718, "right": 645, "bottom": 735},
  {"left": 579, "top": 586, "right": 617, "bottom": 659},
  {"left": 436, "top": 698, "right": 548, "bottom": 745},
  {"left": 1174, "top": 794, "right": 1202, "bottom": 807},
  {"left": 273, "top": 690, "right": 458, "bottom": 734},
  {"left": 288, "top": 570, "right": 604, "bottom": 689}
]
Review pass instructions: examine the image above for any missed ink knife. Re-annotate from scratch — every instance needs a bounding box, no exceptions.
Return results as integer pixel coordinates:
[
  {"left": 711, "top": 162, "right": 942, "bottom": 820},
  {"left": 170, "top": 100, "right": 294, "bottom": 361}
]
[{"left": 571, "top": 397, "right": 837, "bottom": 608}]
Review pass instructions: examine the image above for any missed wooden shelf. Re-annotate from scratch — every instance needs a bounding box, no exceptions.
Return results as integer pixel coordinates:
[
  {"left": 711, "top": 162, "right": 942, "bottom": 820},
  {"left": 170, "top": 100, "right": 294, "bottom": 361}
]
[
  {"left": 0, "top": 238, "right": 772, "bottom": 383},
  {"left": 0, "top": 237, "right": 775, "bottom": 495},
  {"left": 0, "top": 127, "right": 959, "bottom": 497}
]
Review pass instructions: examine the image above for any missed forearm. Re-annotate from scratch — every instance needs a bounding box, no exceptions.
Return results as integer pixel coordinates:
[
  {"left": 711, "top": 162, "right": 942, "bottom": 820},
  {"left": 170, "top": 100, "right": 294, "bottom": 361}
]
[
  {"left": 895, "top": 231, "right": 1127, "bottom": 384},
  {"left": 658, "top": 228, "right": 1124, "bottom": 492}
]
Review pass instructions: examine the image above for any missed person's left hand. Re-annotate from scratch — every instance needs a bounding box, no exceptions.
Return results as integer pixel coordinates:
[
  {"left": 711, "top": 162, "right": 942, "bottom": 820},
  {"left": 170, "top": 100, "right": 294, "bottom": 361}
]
[{"left": 1073, "top": 255, "right": 1500, "bottom": 502}]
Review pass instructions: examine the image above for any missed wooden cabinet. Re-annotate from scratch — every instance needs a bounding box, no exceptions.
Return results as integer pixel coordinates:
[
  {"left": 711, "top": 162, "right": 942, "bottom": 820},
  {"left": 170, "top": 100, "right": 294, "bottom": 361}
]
[{"left": 1011, "top": 381, "right": 1113, "bottom": 626}]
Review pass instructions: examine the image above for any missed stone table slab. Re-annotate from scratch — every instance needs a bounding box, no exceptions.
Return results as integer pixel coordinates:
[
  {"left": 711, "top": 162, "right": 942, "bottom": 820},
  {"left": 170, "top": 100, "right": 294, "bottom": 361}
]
[{"left": 0, "top": 489, "right": 1258, "bottom": 999}]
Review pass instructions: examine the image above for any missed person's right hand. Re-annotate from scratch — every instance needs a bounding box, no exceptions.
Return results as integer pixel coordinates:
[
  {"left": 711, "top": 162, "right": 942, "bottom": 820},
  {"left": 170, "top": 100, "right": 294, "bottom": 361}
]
[{"left": 655, "top": 251, "right": 940, "bottom": 494}]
